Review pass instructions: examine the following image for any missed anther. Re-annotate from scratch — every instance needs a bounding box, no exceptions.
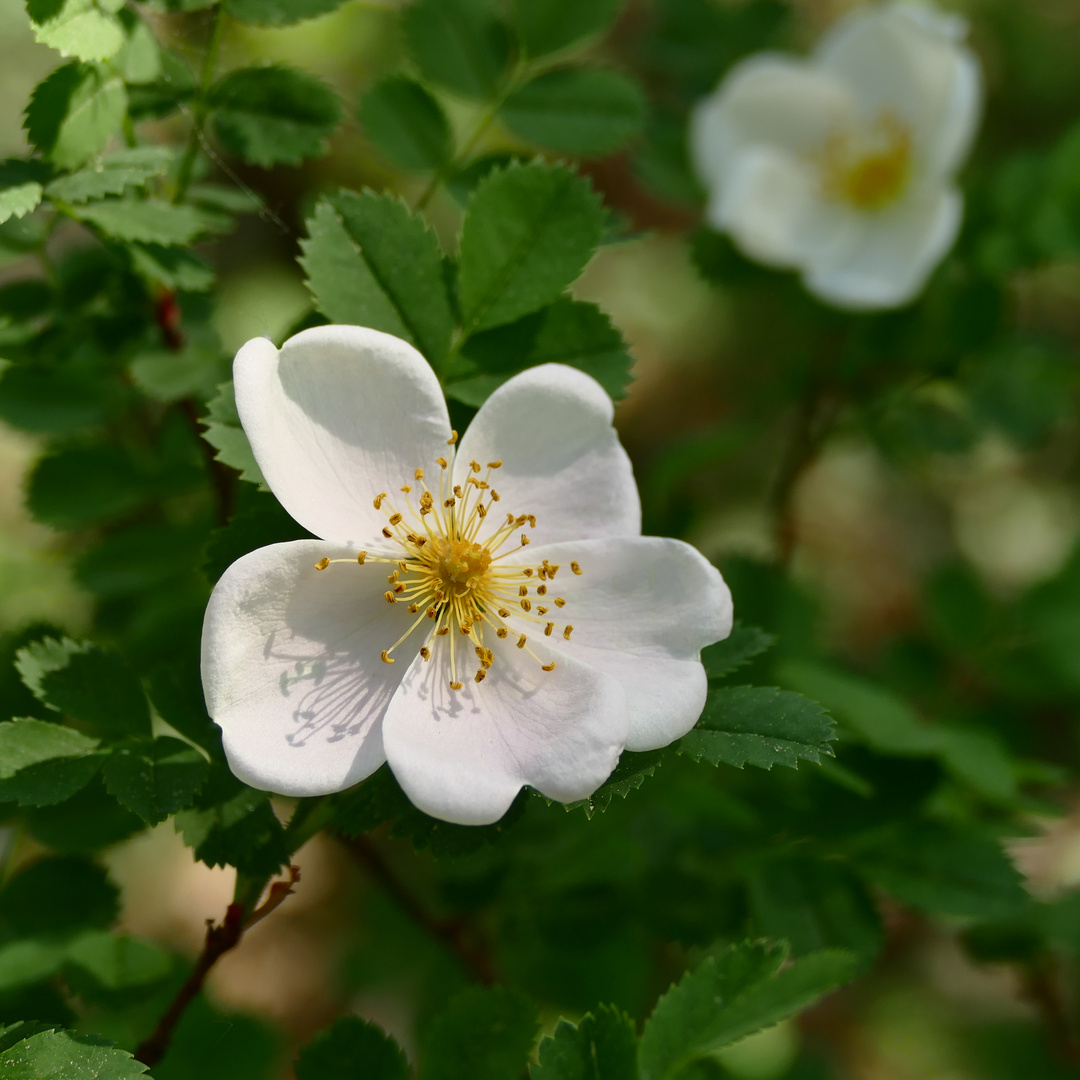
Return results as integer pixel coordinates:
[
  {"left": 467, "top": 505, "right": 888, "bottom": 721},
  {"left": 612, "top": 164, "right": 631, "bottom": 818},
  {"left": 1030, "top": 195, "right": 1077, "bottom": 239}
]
[
  {"left": 447, "top": 430, "right": 458, "bottom": 445},
  {"left": 381, "top": 650, "right": 394, "bottom": 664},
  {"left": 474, "top": 669, "right": 486, "bottom": 683},
  {"left": 373, "top": 493, "right": 387, "bottom": 510},
  {"left": 521, "top": 599, "right": 532, "bottom": 612},
  {"left": 517, "top": 634, "right": 527, "bottom": 649},
  {"left": 487, "top": 460, "right": 502, "bottom": 468},
  {"left": 519, "top": 585, "right": 528, "bottom": 597},
  {"left": 388, "top": 571, "right": 398, "bottom": 584},
  {"left": 571, "top": 562, "right": 582, "bottom": 575},
  {"left": 394, "top": 584, "right": 405, "bottom": 593},
  {"left": 388, "top": 512, "right": 403, "bottom": 526},
  {"left": 478, "top": 504, "right": 488, "bottom": 518},
  {"left": 437, "top": 627, "right": 450, "bottom": 636},
  {"left": 536, "top": 584, "right": 547, "bottom": 595},
  {"left": 544, "top": 622, "right": 554, "bottom": 636},
  {"left": 357, "top": 551, "right": 367, "bottom": 565},
  {"left": 537, "top": 606, "right": 548, "bottom": 615},
  {"left": 384, "top": 591, "right": 396, "bottom": 604},
  {"left": 450, "top": 681, "right": 463, "bottom": 690},
  {"left": 444, "top": 498, "right": 455, "bottom": 508},
  {"left": 491, "top": 491, "right": 500, "bottom": 501},
  {"left": 408, "top": 604, "right": 419, "bottom": 613},
  {"left": 563, "top": 625, "right": 574, "bottom": 639},
  {"left": 523, "top": 568, "right": 533, "bottom": 577},
  {"left": 496, "top": 628, "right": 509, "bottom": 638},
  {"left": 314, "top": 557, "right": 330, "bottom": 571},
  {"left": 554, "top": 597, "right": 566, "bottom": 607},
  {"left": 401, "top": 484, "right": 412, "bottom": 493},
  {"left": 459, "top": 622, "right": 472, "bottom": 635},
  {"left": 415, "top": 468, "right": 425, "bottom": 481},
  {"left": 420, "top": 647, "right": 431, "bottom": 661},
  {"left": 437, "top": 456, "right": 448, "bottom": 468},
  {"left": 382, "top": 527, "right": 393, "bottom": 538},
  {"left": 527, "top": 516, "right": 536, "bottom": 528},
  {"left": 542, "top": 662, "right": 556, "bottom": 672},
  {"left": 498, "top": 608, "right": 511, "bottom": 618},
  {"left": 470, "top": 460, "right": 481, "bottom": 472},
  {"left": 453, "top": 485, "right": 463, "bottom": 498}
]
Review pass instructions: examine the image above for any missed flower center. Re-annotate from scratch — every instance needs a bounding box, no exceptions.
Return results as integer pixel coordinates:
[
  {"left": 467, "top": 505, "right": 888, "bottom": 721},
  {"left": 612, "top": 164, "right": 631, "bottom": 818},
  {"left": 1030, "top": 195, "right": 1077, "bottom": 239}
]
[
  {"left": 314, "top": 433, "right": 580, "bottom": 691},
  {"left": 819, "top": 112, "right": 912, "bottom": 211}
]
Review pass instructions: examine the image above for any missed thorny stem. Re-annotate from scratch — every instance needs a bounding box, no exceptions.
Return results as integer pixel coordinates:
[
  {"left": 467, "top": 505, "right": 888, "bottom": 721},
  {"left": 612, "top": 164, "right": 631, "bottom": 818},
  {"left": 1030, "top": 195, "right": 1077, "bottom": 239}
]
[
  {"left": 173, "top": 3, "right": 228, "bottom": 205},
  {"left": 769, "top": 385, "right": 840, "bottom": 568},
  {"left": 135, "top": 798, "right": 330, "bottom": 1068},
  {"left": 134, "top": 864, "right": 300, "bottom": 1067},
  {"left": 413, "top": 60, "right": 529, "bottom": 214},
  {"left": 342, "top": 833, "right": 497, "bottom": 985}
]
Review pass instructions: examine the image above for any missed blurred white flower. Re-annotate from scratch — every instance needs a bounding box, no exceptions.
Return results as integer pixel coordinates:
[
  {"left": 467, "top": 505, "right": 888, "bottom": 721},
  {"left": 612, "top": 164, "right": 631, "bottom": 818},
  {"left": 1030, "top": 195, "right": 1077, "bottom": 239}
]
[
  {"left": 691, "top": 2, "right": 982, "bottom": 309},
  {"left": 201, "top": 326, "right": 732, "bottom": 825}
]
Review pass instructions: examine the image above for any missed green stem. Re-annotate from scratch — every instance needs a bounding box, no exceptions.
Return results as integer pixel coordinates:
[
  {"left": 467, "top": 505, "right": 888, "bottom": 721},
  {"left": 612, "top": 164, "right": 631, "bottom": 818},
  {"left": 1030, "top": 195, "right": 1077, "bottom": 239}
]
[
  {"left": 414, "top": 60, "right": 527, "bottom": 213},
  {"left": 173, "top": 4, "right": 228, "bottom": 205}
]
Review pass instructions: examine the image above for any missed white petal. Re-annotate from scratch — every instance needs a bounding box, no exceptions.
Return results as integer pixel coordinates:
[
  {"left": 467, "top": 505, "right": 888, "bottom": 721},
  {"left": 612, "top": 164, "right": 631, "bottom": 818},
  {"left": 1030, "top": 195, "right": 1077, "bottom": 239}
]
[
  {"left": 805, "top": 186, "right": 961, "bottom": 310},
  {"left": 202, "top": 539, "right": 418, "bottom": 796},
  {"left": 712, "top": 145, "right": 860, "bottom": 270},
  {"left": 453, "top": 363, "right": 640, "bottom": 547},
  {"left": 817, "top": 2, "right": 981, "bottom": 178},
  {"left": 382, "top": 639, "right": 629, "bottom": 826},
  {"left": 690, "top": 55, "right": 855, "bottom": 189},
  {"left": 520, "top": 537, "right": 733, "bottom": 752},
  {"left": 234, "top": 326, "right": 452, "bottom": 545}
]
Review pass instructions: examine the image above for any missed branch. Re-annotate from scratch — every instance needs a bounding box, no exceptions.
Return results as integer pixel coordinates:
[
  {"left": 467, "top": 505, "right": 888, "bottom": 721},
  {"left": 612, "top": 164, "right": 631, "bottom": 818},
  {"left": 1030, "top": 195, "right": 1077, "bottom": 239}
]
[
  {"left": 341, "top": 834, "right": 496, "bottom": 985},
  {"left": 134, "top": 865, "right": 300, "bottom": 1068}
]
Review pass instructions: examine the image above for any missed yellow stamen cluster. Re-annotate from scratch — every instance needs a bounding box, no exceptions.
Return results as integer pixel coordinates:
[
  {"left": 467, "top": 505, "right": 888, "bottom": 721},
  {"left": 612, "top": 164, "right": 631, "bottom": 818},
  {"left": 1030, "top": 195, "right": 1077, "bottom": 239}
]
[
  {"left": 315, "top": 453, "right": 578, "bottom": 690},
  {"left": 819, "top": 112, "right": 912, "bottom": 211}
]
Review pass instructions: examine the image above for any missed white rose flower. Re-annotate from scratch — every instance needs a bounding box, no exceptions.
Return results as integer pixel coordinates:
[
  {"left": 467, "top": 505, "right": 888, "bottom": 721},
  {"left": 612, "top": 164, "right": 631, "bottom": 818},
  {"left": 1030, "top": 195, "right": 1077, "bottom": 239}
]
[
  {"left": 690, "top": 1, "right": 982, "bottom": 309},
  {"left": 201, "top": 326, "right": 733, "bottom": 826}
]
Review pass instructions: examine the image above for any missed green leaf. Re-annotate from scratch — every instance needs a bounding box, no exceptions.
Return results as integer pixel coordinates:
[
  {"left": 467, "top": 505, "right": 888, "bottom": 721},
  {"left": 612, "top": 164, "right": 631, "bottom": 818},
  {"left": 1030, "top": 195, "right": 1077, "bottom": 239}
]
[
  {"left": 0, "top": 362, "right": 125, "bottom": 434},
  {"left": 295, "top": 1017, "right": 409, "bottom": 1080},
  {"left": 567, "top": 748, "right": 664, "bottom": 818},
  {"left": 146, "top": 656, "right": 225, "bottom": 758},
  {"left": 27, "top": 0, "right": 125, "bottom": 62},
  {"left": 64, "top": 930, "right": 171, "bottom": 992},
  {"left": 0, "top": 856, "right": 118, "bottom": 938},
  {"left": 359, "top": 75, "right": 453, "bottom": 173},
  {"left": 71, "top": 198, "right": 216, "bottom": 245},
  {"left": 531, "top": 1005, "right": 637, "bottom": 1080},
  {"left": 24, "top": 62, "right": 127, "bottom": 170},
  {"left": 748, "top": 858, "right": 882, "bottom": 961},
  {"left": 103, "top": 737, "right": 210, "bottom": 825},
  {"left": 300, "top": 190, "right": 454, "bottom": 367},
  {"left": 201, "top": 380, "right": 266, "bottom": 486},
  {"left": 26, "top": 777, "right": 144, "bottom": 852},
  {"left": 0, "top": 940, "right": 68, "bottom": 992},
  {"left": 449, "top": 298, "right": 633, "bottom": 407},
  {"left": 114, "top": 9, "right": 162, "bottom": 84},
  {"left": 176, "top": 783, "right": 289, "bottom": 877},
  {"left": 420, "top": 986, "right": 538, "bottom": 1080},
  {"left": 209, "top": 64, "right": 342, "bottom": 168},
  {"left": 203, "top": 486, "right": 311, "bottom": 584},
  {"left": 457, "top": 161, "right": 606, "bottom": 336},
  {"left": 0, "top": 1029, "right": 148, "bottom": 1078},
  {"left": 857, "top": 824, "right": 1029, "bottom": 920},
  {"left": 226, "top": 0, "right": 348, "bottom": 25},
  {"left": 0, "top": 718, "right": 102, "bottom": 806},
  {"left": 677, "top": 686, "right": 835, "bottom": 771},
  {"left": 701, "top": 622, "right": 776, "bottom": 680},
  {"left": 0, "top": 161, "right": 50, "bottom": 226},
  {"left": 500, "top": 68, "right": 644, "bottom": 156},
  {"left": 0, "top": 1024, "right": 54, "bottom": 1057},
  {"left": 45, "top": 147, "right": 172, "bottom": 203},
  {"left": 511, "top": 0, "right": 623, "bottom": 57},
  {"left": 333, "top": 765, "right": 527, "bottom": 857},
  {"left": 639, "top": 943, "right": 858, "bottom": 1080},
  {"left": 127, "top": 242, "right": 215, "bottom": 291},
  {"left": 403, "top": 0, "right": 511, "bottom": 99},
  {"left": 15, "top": 637, "right": 151, "bottom": 736},
  {"left": 778, "top": 661, "right": 1019, "bottom": 800}
]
